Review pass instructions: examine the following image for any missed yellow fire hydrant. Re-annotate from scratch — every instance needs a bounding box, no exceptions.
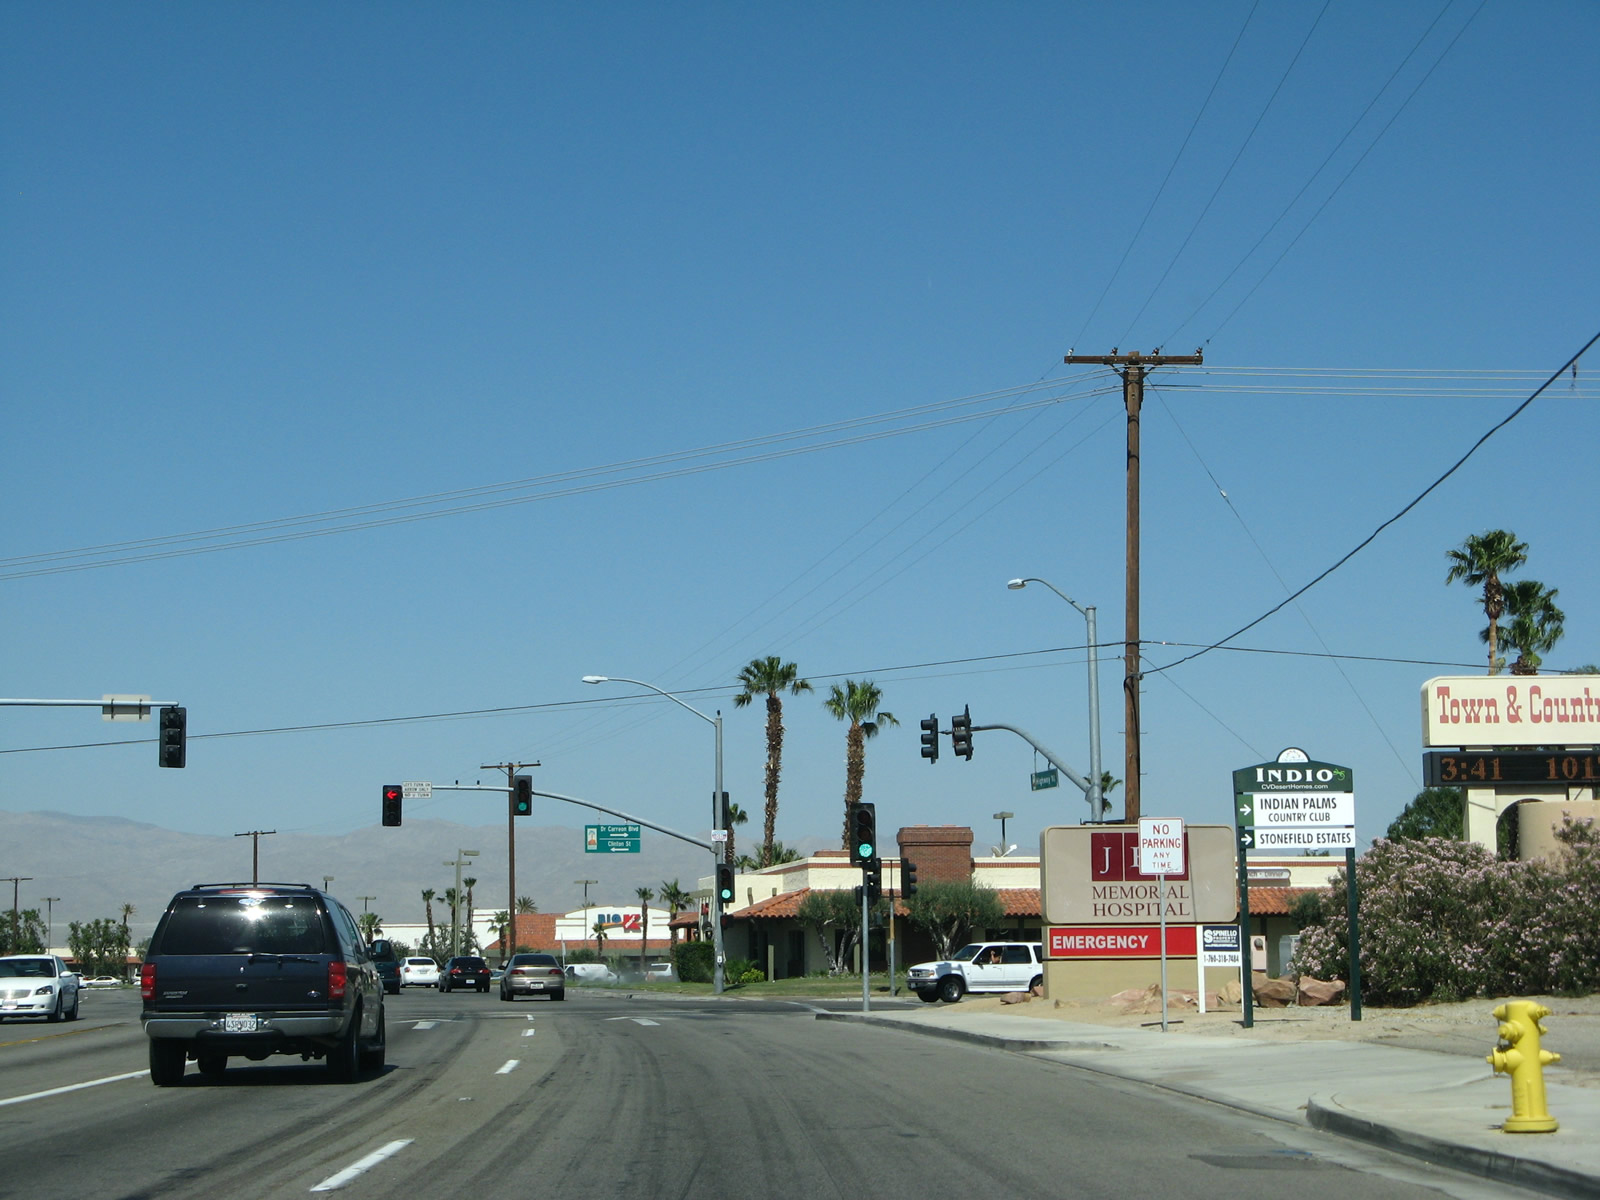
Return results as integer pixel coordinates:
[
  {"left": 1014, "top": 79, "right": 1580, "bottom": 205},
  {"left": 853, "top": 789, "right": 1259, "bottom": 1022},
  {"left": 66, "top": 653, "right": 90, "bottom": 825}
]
[{"left": 1487, "top": 999, "right": 1560, "bottom": 1132}]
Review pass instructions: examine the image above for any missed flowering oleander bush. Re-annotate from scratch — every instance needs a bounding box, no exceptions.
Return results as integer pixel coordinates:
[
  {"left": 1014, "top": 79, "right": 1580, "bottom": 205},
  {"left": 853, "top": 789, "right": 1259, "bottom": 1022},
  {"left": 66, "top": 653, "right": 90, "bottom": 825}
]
[{"left": 1292, "top": 818, "right": 1600, "bottom": 1005}]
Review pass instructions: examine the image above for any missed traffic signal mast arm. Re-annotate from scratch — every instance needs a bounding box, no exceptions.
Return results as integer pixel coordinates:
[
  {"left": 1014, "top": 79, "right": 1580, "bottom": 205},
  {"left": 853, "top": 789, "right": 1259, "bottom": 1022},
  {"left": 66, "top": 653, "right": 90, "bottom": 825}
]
[
  {"left": 528, "top": 788, "right": 720, "bottom": 853},
  {"left": 970, "top": 720, "right": 1105, "bottom": 820}
]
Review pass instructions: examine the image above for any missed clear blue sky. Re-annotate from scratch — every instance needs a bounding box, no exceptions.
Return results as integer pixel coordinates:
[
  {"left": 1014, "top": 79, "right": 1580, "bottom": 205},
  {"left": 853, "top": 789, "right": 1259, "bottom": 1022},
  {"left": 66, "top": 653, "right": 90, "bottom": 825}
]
[{"left": 3, "top": 2, "right": 1596, "bottom": 860}]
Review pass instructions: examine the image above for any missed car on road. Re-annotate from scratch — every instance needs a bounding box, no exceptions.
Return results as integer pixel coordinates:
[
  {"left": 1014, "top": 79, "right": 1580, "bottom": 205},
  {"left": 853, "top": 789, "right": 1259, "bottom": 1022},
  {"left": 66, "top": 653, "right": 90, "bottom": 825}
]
[
  {"left": 140, "top": 882, "right": 386, "bottom": 1085},
  {"left": 906, "top": 942, "right": 1044, "bottom": 1004},
  {"left": 438, "top": 956, "right": 491, "bottom": 993},
  {"left": 500, "top": 953, "right": 565, "bottom": 1001},
  {"left": 369, "top": 939, "right": 402, "bottom": 995},
  {"left": 401, "top": 957, "right": 439, "bottom": 988},
  {"left": 0, "top": 954, "right": 80, "bottom": 1021},
  {"left": 83, "top": 975, "right": 126, "bottom": 988}
]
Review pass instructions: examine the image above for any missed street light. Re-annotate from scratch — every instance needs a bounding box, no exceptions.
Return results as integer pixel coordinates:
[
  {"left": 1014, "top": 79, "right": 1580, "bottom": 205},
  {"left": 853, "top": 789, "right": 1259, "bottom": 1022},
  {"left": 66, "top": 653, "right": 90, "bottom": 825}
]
[
  {"left": 992, "top": 812, "right": 1014, "bottom": 853},
  {"left": 1007, "top": 577, "right": 1106, "bottom": 821},
  {"left": 41, "top": 896, "right": 61, "bottom": 950},
  {"left": 584, "top": 674, "right": 727, "bottom": 995},
  {"left": 444, "top": 850, "right": 479, "bottom": 957}
]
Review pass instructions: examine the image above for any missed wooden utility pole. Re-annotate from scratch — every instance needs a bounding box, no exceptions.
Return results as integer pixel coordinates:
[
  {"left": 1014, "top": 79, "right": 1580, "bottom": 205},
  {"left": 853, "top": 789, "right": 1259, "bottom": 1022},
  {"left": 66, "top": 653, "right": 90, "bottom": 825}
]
[
  {"left": 482, "top": 760, "right": 538, "bottom": 960},
  {"left": 1062, "top": 348, "right": 1202, "bottom": 824},
  {"left": 233, "top": 830, "right": 276, "bottom": 884}
]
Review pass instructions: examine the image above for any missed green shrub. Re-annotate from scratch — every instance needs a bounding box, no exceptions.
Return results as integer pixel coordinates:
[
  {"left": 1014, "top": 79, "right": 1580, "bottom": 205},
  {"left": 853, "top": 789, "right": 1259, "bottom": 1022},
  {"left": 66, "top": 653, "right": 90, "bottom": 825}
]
[
  {"left": 1292, "top": 819, "right": 1600, "bottom": 1004},
  {"left": 673, "top": 941, "right": 714, "bottom": 983}
]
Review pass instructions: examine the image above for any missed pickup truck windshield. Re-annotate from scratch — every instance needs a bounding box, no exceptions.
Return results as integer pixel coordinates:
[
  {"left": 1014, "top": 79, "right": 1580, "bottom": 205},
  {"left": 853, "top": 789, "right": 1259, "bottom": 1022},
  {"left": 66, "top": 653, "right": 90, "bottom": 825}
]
[{"left": 159, "top": 896, "right": 327, "bottom": 955}]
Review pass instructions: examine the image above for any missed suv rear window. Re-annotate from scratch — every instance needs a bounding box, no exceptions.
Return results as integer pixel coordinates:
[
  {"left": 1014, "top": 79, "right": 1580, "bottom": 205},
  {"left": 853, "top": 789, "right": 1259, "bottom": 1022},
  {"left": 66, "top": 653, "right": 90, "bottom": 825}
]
[{"left": 157, "top": 895, "right": 327, "bottom": 956}]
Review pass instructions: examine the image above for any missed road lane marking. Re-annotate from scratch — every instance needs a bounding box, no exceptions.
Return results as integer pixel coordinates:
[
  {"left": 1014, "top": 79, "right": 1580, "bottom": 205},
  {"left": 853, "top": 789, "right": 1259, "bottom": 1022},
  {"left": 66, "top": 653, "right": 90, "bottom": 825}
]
[
  {"left": 411, "top": 1020, "right": 437, "bottom": 1030},
  {"left": 632, "top": 1018, "right": 660, "bottom": 1026},
  {"left": 309, "top": 1139, "right": 412, "bottom": 1192},
  {"left": 496, "top": 1059, "right": 519, "bottom": 1074},
  {"left": 521, "top": 1029, "right": 536, "bottom": 1037},
  {"left": 0, "top": 1069, "right": 148, "bottom": 1108}
]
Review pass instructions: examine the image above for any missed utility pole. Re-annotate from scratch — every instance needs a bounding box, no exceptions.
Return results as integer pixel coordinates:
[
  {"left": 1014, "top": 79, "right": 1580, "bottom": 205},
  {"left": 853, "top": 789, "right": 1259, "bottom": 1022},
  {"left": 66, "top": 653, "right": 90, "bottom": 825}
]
[
  {"left": 41, "top": 896, "right": 61, "bottom": 950},
  {"left": 482, "top": 760, "right": 538, "bottom": 961},
  {"left": 4, "top": 877, "right": 34, "bottom": 950},
  {"left": 1062, "top": 347, "right": 1203, "bottom": 824},
  {"left": 233, "top": 830, "right": 276, "bottom": 884}
]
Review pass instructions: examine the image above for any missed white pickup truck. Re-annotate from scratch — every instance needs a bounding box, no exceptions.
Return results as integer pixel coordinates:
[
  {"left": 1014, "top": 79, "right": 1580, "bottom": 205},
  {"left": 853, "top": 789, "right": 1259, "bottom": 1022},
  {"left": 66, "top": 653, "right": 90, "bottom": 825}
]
[{"left": 906, "top": 941, "right": 1043, "bottom": 1003}]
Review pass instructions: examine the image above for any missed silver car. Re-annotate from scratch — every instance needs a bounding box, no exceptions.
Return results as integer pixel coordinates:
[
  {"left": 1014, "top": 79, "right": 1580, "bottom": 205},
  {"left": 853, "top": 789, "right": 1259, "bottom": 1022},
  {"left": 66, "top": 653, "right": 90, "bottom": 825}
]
[
  {"left": 0, "top": 955, "right": 81, "bottom": 1021},
  {"left": 499, "top": 953, "right": 565, "bottom": 1001}
]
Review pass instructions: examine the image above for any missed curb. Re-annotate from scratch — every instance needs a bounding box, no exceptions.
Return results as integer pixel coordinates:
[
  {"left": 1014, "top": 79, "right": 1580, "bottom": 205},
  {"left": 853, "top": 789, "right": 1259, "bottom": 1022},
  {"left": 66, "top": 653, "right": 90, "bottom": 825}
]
[{"left": 1307, "top": 1098, "right": 1600, "bottom": 1200}]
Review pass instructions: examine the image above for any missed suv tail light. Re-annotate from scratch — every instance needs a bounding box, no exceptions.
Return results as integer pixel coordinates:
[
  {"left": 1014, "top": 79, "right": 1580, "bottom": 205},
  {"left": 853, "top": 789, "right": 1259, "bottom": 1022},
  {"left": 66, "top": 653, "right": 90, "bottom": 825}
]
[
  {"left": 327, "top": 960, "right": 348, "bottom": 999},
  {"left": 141, "top": 962, "right": 156, "bottom": 1002}
]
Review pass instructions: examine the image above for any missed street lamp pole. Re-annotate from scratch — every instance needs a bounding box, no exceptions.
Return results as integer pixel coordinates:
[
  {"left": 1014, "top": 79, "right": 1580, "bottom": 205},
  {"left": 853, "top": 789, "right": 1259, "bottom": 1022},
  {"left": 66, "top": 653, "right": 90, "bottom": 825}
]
[
  {"left": 584, "top": 675, "right": 726, "bottom": 995},
  {"left": 41, "top": 896, "right": 61, "bottom": 950},
  {"left": 1008, "top": 578, "right": 1106, "bottom": 821}
]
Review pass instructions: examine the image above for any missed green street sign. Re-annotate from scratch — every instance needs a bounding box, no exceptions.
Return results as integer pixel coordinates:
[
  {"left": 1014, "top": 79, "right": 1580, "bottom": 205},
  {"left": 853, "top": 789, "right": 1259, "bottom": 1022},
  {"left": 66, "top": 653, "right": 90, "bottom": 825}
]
[
  {"left": 585, "top": 823, "right": 641, "bottom": 853},
  {"left": 1234, "top": 794, "right": 1254, "bottom": 826},
  {"left": 1030, "top": 768, "right": 1060, "bottom": 791}
]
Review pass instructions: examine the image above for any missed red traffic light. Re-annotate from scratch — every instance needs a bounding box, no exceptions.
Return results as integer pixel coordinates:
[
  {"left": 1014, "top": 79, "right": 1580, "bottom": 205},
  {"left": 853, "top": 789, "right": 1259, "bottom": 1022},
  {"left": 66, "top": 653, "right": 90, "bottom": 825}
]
[{"left": 382, "top": 784, "right": 403, "bottom": 827}]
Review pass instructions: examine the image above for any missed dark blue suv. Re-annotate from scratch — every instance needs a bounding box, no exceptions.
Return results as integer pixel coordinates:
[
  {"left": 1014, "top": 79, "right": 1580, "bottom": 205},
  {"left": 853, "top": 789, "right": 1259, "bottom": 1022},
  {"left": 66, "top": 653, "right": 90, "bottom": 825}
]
[{"left": 141, "top": 882, "right": 386, "bottom": 1085}]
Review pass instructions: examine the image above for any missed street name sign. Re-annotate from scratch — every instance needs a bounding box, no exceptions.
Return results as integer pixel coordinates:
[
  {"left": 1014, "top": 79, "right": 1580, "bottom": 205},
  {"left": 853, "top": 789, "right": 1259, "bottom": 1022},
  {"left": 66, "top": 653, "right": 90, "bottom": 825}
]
[
  {"left": 585, "top": 823, "right": 642, "bottom": 853},
  {"left": 1030, "top": 768, "right": 1060, "bottom": 791}
]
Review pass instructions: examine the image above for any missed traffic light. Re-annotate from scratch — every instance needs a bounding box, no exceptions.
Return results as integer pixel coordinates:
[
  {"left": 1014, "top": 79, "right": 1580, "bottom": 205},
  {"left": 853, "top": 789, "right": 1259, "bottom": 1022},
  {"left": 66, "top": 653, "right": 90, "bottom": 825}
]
[
  {"left": 157, "top": 706, "right": 186, "bottom": 769},
  {"left": 951, "top": 705, "right": 973, "bottom": 760},
  {"left": 717, "top": 790, "right": 730, "bottom": 830},
  {"left": 381, "top": 783, "right": 403, "bottom": 827},
  {"left": 862, "top": 858, "right": 882, "bottom": 904},
  {"left": 513, "top": 775, "right": 533, "bottom": 816},
  {"left": 919, "top": 714, "right": 939, "bottom": 763},
  {"left": 902, "top": 858, "right": 918, "bottom": 899},
  {"left": 715, "top": 864, "right": 735, "bottom": 907},
  {"left": 848, "top": 802, "right": 877, "bottom": 867}
]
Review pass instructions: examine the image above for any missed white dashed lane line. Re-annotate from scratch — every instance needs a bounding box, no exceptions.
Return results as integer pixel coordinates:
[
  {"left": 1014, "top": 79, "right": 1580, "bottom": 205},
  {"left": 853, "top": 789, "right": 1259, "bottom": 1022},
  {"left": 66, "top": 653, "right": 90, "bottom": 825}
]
[
  {"left": 0, "top": 1070, "right": 149, "bottom": 1107},
  {"left": 496, "top": 1060, "right": 519, "bottom": 1074},
  {"left": 309, "top": 1139, "right": 412, "bottom": 1192},
  {"left": 411, "top": 1020, "right": 437, "bottom": 1030}
]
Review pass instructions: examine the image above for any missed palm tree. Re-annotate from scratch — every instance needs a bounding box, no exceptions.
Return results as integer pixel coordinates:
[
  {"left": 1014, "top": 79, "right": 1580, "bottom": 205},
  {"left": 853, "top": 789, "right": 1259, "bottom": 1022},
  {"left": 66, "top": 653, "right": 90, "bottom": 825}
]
[
  {"left": 724, "top": 801, "right": 750, "bottom": 866},
  {"left": 592, "top": 921, "right": 609, "bottom": 959},
  {"left": 491, "top": 911, "right": 511, "bottom": 955},
  {"left": 516, "top": 895, "right": 538, "bottom": 914},
  {"left": 1446, "top": 530, "right": 1528, "bottom": 675},
  {"left": 463, "top": 877, "right": 478, "bottom": 950},
  {"left": 119, "top": 903, "right": 135, "bottom": 943},
  {"left": 442, "top": 887, "right": 462, "bottom": 954},
  {"left": 421, "top": 889, "right": 437, "bottom": 956},
  {"left": 357, "top": 910, "right": 382, "bottom": 941},
  {"left": 635, "top": 886, "right": 654, "bottom": 976},
  {"left": 1498, "top": 579, "right": 1565, "bottom": 675},
  {"left": 734, "top": 657, "right": 812, "bottom": 867},
  {"left": 823, "top": 679, "right": 899, "bottom": 847}
]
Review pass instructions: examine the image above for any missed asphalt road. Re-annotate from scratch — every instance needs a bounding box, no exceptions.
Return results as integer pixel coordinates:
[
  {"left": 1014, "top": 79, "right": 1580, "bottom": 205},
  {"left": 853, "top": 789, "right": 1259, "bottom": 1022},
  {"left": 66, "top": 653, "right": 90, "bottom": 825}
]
[{"left": 0, "top": 986, "right": 1540, "bottom": 1200}]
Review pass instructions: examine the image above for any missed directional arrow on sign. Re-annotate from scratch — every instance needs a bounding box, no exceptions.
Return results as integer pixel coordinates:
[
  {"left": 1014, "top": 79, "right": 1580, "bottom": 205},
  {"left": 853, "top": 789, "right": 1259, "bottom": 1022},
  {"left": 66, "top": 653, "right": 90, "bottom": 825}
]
[
  {"left": 1237, "top": 829, "right": 1255, "bottom": 850},
  {"left": 1235, "top": 795, "right": 1254, "bottom": 826}
]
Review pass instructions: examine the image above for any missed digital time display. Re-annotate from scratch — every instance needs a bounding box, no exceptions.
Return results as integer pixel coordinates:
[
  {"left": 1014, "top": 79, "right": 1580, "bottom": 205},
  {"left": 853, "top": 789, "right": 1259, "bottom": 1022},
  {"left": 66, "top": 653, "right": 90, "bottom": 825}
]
[{"left": 1423, "top": 751, "right": 1600, "bottom": 787}]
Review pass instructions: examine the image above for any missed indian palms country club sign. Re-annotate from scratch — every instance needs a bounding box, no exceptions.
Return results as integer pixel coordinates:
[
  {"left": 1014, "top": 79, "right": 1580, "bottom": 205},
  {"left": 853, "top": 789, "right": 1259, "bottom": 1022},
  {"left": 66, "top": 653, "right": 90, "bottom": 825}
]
[{"left": 1233, "top": 750, "right": 1356, "bottom": 852}]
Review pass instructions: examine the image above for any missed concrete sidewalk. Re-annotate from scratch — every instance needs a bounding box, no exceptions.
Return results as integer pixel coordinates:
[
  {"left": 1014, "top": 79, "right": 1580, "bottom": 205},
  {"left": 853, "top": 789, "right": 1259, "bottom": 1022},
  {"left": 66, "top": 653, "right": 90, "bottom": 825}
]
[{"left": 821, "top": 1006, "right": 1600, "bottom": 1199}]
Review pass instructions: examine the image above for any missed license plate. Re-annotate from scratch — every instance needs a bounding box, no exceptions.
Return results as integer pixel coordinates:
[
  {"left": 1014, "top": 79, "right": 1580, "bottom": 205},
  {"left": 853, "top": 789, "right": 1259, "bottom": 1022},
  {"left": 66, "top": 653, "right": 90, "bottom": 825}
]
[{"left": 223, "top": 1013, "right": 259, "bottom": 1033}]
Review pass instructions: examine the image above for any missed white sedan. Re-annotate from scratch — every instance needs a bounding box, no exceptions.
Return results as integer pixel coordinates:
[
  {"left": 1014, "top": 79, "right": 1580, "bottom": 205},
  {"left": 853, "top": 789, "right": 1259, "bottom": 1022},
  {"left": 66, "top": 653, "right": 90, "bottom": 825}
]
[
  {"left": 401, "top": 957, "right": 440, "bottom": 987},
  {"left": 0, "top": 955, "right": 81, "bottom": 1021},
  {"left": 83, "top": 976, "right": 125, "bottom": 988}
]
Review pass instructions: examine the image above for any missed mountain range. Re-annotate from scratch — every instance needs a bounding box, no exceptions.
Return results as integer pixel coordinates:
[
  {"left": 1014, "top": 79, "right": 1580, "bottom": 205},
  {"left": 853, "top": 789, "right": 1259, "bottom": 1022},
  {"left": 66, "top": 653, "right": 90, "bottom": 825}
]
[{"left": 0, "top": 809, "right": 771, "bottom": 945}]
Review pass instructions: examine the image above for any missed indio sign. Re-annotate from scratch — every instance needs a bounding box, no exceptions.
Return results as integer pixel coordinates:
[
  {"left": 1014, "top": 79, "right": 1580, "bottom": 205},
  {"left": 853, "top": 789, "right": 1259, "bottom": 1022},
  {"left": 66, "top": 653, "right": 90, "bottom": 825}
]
[{"left": 1423, "top": 675, "right": 1600, "bottom": 747}]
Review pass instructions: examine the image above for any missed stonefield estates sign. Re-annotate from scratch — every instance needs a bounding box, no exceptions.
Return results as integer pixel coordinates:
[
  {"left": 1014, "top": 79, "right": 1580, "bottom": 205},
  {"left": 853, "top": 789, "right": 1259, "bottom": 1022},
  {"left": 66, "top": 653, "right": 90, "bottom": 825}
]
[{"left": 1422, "top": 675, "right": 1600, "bottom": 747}]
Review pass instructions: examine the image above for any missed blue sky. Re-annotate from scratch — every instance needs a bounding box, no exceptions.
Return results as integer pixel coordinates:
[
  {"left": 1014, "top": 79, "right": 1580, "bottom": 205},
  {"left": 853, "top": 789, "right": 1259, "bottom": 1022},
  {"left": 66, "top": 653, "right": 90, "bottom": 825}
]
[{"left": 3, "top": 2, "right": 1596, "bottom": 874}]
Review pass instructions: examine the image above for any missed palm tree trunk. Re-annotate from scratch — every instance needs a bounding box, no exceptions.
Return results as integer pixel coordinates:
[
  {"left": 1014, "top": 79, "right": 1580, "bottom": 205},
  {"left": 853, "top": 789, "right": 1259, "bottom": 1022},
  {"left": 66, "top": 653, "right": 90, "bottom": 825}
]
[
  {"left": 842, "top": 723, "right": 865, "bottom": 845},
  {"left": 763, "top": 692, "right": 783, "bottom": 867}
]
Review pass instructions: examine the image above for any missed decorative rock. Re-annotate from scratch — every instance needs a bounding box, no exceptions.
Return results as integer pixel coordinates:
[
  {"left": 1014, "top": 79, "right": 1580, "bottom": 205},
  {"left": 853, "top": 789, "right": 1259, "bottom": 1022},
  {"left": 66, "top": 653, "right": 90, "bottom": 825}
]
[
  {"left": 1000, "top": 990, "right": 1031, "bottom": 1005},
  {"left": 1252, "top": 973, "right": 1297, "bottom": 1007},
  {"left": 1297, "top": 976, "right": 1346, "bottom": 1007}
]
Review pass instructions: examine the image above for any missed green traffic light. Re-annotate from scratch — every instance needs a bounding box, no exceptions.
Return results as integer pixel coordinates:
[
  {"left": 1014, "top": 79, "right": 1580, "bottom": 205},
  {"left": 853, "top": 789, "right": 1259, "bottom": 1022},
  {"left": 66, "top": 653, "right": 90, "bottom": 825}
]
[{"left": 857, "top": 842, "right": 874, "bottom": 858}]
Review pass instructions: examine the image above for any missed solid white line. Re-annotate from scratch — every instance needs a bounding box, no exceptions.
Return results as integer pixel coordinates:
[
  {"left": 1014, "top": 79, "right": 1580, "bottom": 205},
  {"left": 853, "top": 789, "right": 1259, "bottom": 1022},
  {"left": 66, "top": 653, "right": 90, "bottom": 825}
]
[
  {"left": 496, "top": 1060, "right": 519, "bottom": 1074},
  {"left": 309, "top": 1139, "right": 413, "bottom": 1192},
  {"left": 0, "top": 1069, "right": 149, "bottom": 1108}
]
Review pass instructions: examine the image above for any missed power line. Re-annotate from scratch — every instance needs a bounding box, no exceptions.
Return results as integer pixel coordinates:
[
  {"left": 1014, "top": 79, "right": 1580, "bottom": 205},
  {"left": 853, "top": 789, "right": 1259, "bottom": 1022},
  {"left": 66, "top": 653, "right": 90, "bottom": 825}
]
[{"left": 1146, "top": 328, "right": 1600, "bottom": 677}]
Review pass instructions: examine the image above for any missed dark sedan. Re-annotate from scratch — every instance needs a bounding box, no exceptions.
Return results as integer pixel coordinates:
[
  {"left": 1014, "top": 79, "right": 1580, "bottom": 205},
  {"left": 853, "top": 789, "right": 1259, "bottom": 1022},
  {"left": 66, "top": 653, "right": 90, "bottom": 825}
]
[{"left": 438, "top": 956, "right": 491, "bottom": 993}]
